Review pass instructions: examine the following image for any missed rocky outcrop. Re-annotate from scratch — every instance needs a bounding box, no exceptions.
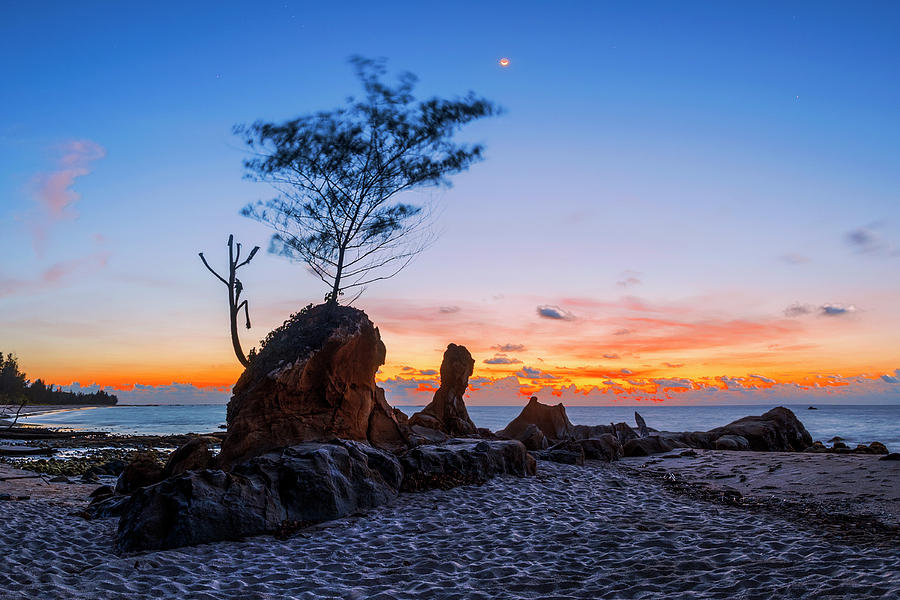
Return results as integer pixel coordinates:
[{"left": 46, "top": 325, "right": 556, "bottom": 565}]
[
  {"left": 577, "top": 435, "right": 623, "bottom": 461},
  {"left": 707, "top": 407, "right": 812, "bottom": 452},
  {"left": 408, "top": 344, "right": 478, "bottom": 437},
  {"left": 714, "top": 434, "right": 750, "bottom": 451},
  {"left": 533, "top": 441, "right": 585, "bottom": 465},
  {"left": 513, "top": 424, "right": 549, "bottom": 451},
  {"left": 499, "top": 396, "right": 574, "bottom": 442},
  {"left": 116, "top": 441, "right": 402, "bottom": 553},
  {"left": 400, "top": 439, "right": 535, "bottom": 492},
  {"left": 115, "top": 452, "right": 164, "bottom": 494},
  {"left": 218, "top": 304, "right": 407, "bottom": 469},
  {"left": 623, "top": 435, "right": 686, "bottom": 457}
]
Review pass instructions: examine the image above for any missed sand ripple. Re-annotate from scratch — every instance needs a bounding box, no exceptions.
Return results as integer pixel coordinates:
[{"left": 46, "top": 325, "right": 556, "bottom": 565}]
[{"left": 1, "top": 462, "right": 898, "bottom": 599}]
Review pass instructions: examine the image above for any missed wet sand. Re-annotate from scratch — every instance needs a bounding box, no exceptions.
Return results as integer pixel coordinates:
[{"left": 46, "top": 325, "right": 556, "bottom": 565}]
[{"left": 1, "top": 454, "right": 898, "bottom": 599}]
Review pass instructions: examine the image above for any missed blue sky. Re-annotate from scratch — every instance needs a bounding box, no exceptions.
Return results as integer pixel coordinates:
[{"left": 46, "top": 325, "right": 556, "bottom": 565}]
[{"left": 1, "top": 1, "right": 899, "bottom": 404}]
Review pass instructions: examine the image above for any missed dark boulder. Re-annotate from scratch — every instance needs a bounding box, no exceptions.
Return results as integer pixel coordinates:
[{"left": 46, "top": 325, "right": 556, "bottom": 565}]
[
  {"left": 869, "top": 442, "right": 889, "bottom": 455},
  {"left": 408, "top": 344, "right": 478, "bottom": 437},
  {"left": 164, "top": 437, "right": 215, "bottom": 477},
  {"left": 510, "top": 423, "right": 549, "bottom": 451},
  {"left": 707, "top": 407, "right": 812, "bottom": 452},
  {"left": 880, "top": 453, "right": 900, "bottom": 461},
  {"left": 116, "top": 441, "right": 402, "bottom": 553},
  {"left": 400, "top": 439, "right": 535, "bottom": 492},
  {"left": 577, "top": 435, "right": 623, "bottom": 461},
  {"left": 623, "top": 435, "right": 682, "bottom": 457},
  {"left": 115, "top": 452, "right": 165, "bottom": 494},
  {"left": 714, "top": 434, "right": 750, "bottom": 451},
  {"left": 498, "top": 396, "right": 573, "bottom": 442},
  {"left": 218, "top": 304, "right": 408, "bottom": 469},
  {"left": 533, "top": 441, "right": 585, "bottom": 465}
]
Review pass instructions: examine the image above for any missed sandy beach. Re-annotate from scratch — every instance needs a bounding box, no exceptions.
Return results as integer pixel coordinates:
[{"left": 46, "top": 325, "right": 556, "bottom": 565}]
[{"left": 2, "top": 453, "right": 898, "bottom": 600}]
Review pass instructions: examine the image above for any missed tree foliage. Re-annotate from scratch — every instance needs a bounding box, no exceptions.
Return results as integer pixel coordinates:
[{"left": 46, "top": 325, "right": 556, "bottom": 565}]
[{"left": 237, "top": 56, "right": 499, "bottom": 303}]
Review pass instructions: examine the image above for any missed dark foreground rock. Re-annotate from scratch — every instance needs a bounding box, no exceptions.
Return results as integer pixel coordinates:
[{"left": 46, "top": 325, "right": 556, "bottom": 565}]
[
  {"left": 407, "top": 344, "right": 478, "bottom": 437},
  {"left": 164, "top": 437, "right": 216, "bottom": 477},
  {"left": 116, "top": 441, "right": 402, "bottom": 553},
  {"left": 218, "top": 304, "right": 407, "bottom": 469},
  {"left": 707, "top": 407, "right": 812, "bottom": 452},
  {"left": 114, "top": 452, "right": 165, "bottom": 494},
  {"left": 400, "top": 439, "right": 535, "bottom": 492}
]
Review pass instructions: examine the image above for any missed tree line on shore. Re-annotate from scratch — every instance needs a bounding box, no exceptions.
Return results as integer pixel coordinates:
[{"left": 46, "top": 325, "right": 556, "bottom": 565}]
[{"left": 0, "top": 352, "right": 117, "bottom": 408}]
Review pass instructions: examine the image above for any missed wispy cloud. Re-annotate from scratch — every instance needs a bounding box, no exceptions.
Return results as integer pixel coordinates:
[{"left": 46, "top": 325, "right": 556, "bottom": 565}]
[
  {"left": 780, "top": 253, "right": 810, "bottom": 265},
  {"left": 0, "top": 251, "right": 110, "bottom": 298},
  {"left": 484, "top": 355, "right": 522, "bottom": 365},
  {"left": 845, "top": 225, "right": 895, "bottom": 256},
  {"left": 536, "top": 305, "right": 576, "bottom": 321},
  {"left": 30, "top": 140, "right": 106, "bottom": 256},
  {"left": 492, "top": 343, "right": 525, "bottom": 352},
  {"left": 517, "top": 366, "right": 559, "bottom": 380},
  {"left": 439, "top": 306, "right": 460, "bottom": 314},
  {"left": 749, "top": 373, "right": 776, "bottom": 384},
  {"left": 616, "top": 270, "right": 642, "bottom": 288},
  {"left": 785, "top": 302, "right": 858, "bottom": 318}
]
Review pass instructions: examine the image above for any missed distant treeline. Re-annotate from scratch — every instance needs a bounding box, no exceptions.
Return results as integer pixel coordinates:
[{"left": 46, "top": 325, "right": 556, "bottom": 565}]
[{"left": 0, "top": 352, "right": 118, "bottom": 406}]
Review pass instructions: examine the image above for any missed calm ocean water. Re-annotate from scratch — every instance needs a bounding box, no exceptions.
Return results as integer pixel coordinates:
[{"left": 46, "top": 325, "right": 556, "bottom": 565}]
[{"left": 18, "top": 403, "right": 900, "bottom": 449}]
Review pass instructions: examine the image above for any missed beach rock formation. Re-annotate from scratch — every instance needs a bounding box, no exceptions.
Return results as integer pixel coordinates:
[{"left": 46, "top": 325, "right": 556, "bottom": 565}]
[
  {"left": 117, "top": 440, "right": 403, "bottom": 553},
  {"left": 399, "top": 439, "right": 535, "bottom": 492},
  {"left": 623, "top": 435, "right": 686, "bottom": 457},
  {"left": 164, "top": 437, "right": 215, "bottom": 477},
  {"left": 115, "top": 452, "right": 165, "bottom": 494},
  {"left": 499, "top": 396, "right": 574, "bottom": 442},
  {"left": 407, "top": 344, "right": 478, "bottom": 437},
  {"left": 714, "top": 434, "right": 750, "bottom": 451},
  {"left": 707, "top": 407, "right": 812, "bottom": 452},
  {"left": 532, "top": 441, "right": 585, "bottom": 465},
  {"left": 577, "top": 435, "right": 624, "bottom": 461},
  {"left": 218, "top": 304, "right": 407, "bottom": 469}
]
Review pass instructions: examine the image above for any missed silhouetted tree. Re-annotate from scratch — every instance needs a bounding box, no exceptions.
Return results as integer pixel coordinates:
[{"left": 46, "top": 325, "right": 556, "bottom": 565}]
[
  {"left": 0, "top": 352, "right": 28, "bottom": 427},
  {"left": 199, "top": 234, "right": 260, "bottom": 367},
  {"left": 237, "top": 56, "right": 499, "bottom": 304}
]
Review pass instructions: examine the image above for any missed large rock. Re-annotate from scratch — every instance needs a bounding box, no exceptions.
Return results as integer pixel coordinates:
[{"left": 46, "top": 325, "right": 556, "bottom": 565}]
[
  {"left": 533, "top": 441, "right": 585, "bottom": 466},
  {"left": 164, "top": 437, "right": 215, "bottom": 477},
  {"left": 116, "top": 441, "right": 402, "bottom": 553},
  {"left": 577, "top": 435, "right": 624, "bottom": 461},
  {"left": 218, "top": 304, "right": 407, "bottom": 469},
  {"left": 400, "top": 439, "right": 535, "bottom": 492},
  {"left": 623, "top": 435, "right": 685, "bottom": 457},
  {"left": 115, "top": 452, "right": 165, "bottom": 494},
  {"left": 707, "top": 407, "right": 812, "bottom": 452},
  {"left": 499, "top": 396, "right": 574, "bottom": 442},
  {"left": 408, "top": 344, "right": 478, "bottom": 437}
]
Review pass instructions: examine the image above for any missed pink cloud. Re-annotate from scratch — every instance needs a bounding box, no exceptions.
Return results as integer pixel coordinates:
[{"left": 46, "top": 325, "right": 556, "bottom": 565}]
[
  {"left": 30, "top": 139, "right": 106, "bottom": 255},
  {"left": 0, "top": 251, "right": 110, "bottom": 298}
]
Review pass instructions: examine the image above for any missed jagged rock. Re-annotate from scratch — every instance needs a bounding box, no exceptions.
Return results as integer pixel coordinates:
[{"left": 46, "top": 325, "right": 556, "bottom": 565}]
[
  {"left": 714, "top": 434, "right": 750, "bottom": 451},
  {"left": 498, "top": 396, "right": 573, "bottom": 442},
  {"left": 707, "top": 407, "right": 812, "bottom": 452},
  {"left": 533, "top": 440, "right": 585, "bottom": 465},
  {"left": 408, "top": 344, "right": 478, "bottom": 437},
  {"left": 407, "top": 425, "right": 449, "bottom": 445},
  {"left": 115, "top": 452, "right": 165, "bottom": 494},
  {"left": 399, "top": 439, "right": 535, "bottom": 492},
  {"left": 577, "top": 435, "right": 623, "bottom": 461},
  {"left": 511, "top": 423, "right": 549, "bottom": 451},
  {"left": 634, "top": 412, "right": 649, "bottom": 438},
  {"left": 116, "top": 441, "right": 402, "bottom": 553},
  {"left": 477, "top": 428, "right": 499, "bottom": 440},
  {"left": 218, "top": 304, "right": 407, "bottom": 469},
  {"left": 164, "top": 437, "right": 215, "bottom": 477}
]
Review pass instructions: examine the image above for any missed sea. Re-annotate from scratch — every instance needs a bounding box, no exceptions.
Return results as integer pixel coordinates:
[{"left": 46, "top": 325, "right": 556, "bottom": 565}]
[{"left": 17, "top": 403, "right": 900, "bottom": 449}]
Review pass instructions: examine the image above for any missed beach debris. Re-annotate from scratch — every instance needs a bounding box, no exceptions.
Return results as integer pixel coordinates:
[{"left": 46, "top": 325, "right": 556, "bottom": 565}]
[
  {"left": 408, "top": 344, "right": 478, "bottom": 437},
  {"left": 634, "top": 412, "right": 648, "bottom": 438},
  {"left": 218, "top": 304, "right": 408, "bottom": 469}
]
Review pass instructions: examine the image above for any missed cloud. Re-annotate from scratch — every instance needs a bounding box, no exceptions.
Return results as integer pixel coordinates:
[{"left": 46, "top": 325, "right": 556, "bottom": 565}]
[
  {"left": 65, "top": 382, "right": 230, "bottom": 405},
  {"left": 418, "top": 369, "right": 438, "bottom": 376},
  {"left": 881, "top": 370, "right": 900, "bottom": 384},
  {"left": 484, "top": 356, "right": 522, "bottom": 365},
  {"left": 612, "top": 328, "right": 633, "bottom": 336},
  {"left": 30, "top": 140, "right": 106, "bottom": 255},
  {"left": 845, "top": 226, "right": 895, "bottom": 256},
  {"left": 536, "top": 305, "right": 576, "bottom": 321},
  {"left": 749, "top": 373, "right": 776, "bottom": 384},
  {"left": 652, "top": 378, "right": 693, "bottom": 389},
  {"left": 820, "top": 303, "right": 857, "bottom": 317},
  {"left": 516, "top": 367, "right": 559, "bottom": 380},
  {"left": 602, "top": 353, "right": 620, "bottom": 359},
  {"left": 620, "top": 368, "right": 633, "bottom": 375},
  {"left": 784, "top": 302, "right": 858, "bottom": 318},
  {"left": 492, "top": 343, "right": 526, "bottom": 353},
  {"left": 780, "top": 253, "right": 810, "bottom": 265},
  {"left": 663, "top": 362, "right": 684, "bottom": 368},
  {"left": 784, "top": 302, "right": 813, "bottom": 317},
  {"left": 616, "top": 270, "right": 642, "bottom": 288},
  {"left": 0, "top": 251, "right": 110, "bottom": 298}
]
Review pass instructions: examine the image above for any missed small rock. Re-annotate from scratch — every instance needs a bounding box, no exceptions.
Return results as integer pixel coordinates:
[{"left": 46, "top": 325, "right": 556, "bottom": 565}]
[
  {"left": 869, "top": 442, "right": 889, "bottom": 455},
  {"left": 49, "top": 475, "right": 69, "bottom": 483},
  {"left": 880, "top": 453, "right": 900, "bottom": 461}
]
